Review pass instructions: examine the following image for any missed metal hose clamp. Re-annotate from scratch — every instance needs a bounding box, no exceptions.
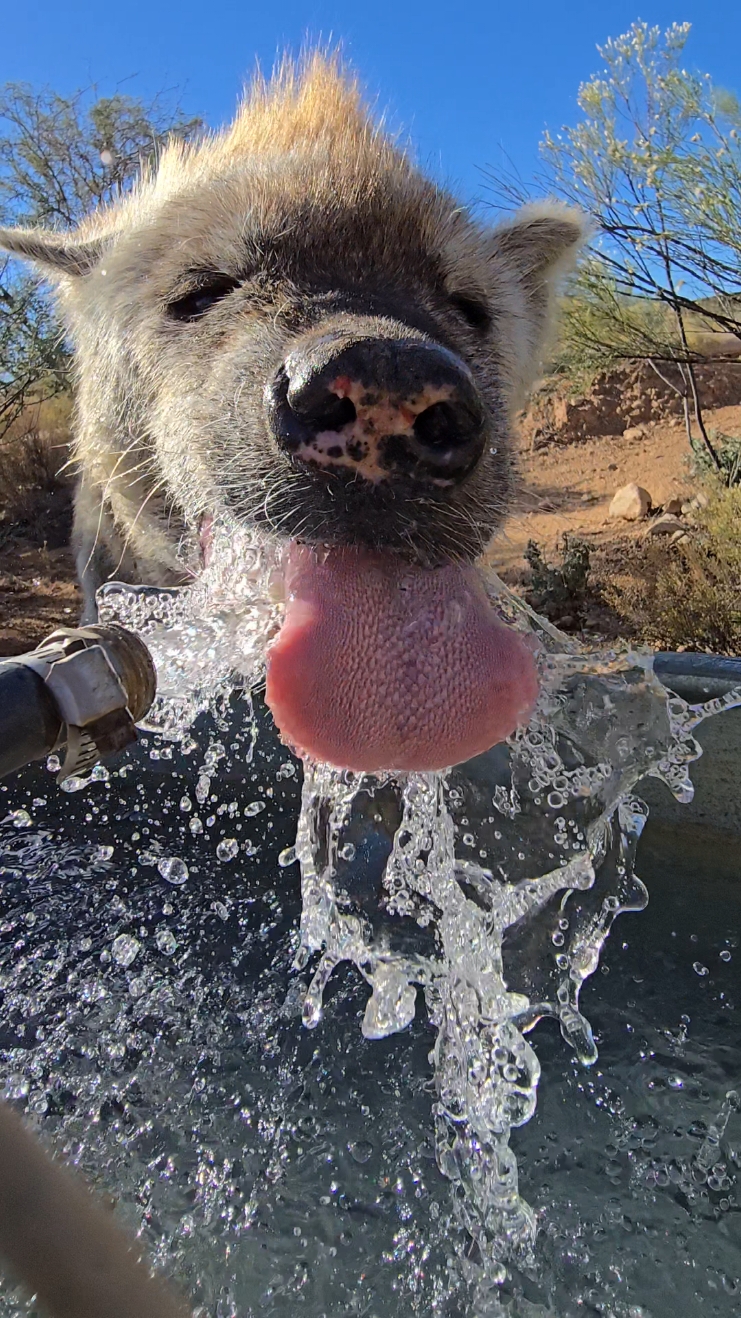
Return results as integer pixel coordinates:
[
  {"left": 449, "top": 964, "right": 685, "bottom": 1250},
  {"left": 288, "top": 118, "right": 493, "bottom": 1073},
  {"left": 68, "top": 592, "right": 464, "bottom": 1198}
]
[{"left": 19, "top": 625, "right": 156, "bottom": 782}]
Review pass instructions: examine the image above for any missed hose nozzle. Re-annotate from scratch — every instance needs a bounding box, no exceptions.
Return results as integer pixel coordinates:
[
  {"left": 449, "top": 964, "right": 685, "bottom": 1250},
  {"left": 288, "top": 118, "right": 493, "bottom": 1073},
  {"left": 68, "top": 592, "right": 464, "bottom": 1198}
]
[{"left": 0, "top": 624, "right": 156, "bottom": 782}]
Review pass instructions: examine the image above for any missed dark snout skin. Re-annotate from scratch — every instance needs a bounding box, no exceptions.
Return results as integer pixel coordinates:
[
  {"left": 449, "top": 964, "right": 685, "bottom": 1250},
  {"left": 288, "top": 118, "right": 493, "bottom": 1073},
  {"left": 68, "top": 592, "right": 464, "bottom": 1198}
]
[
  {"left": 215, "top": 309, "right": 509, "bottom": 567},
  {"left": 264, "top": 334, "right": 486, "bottom": 487}
]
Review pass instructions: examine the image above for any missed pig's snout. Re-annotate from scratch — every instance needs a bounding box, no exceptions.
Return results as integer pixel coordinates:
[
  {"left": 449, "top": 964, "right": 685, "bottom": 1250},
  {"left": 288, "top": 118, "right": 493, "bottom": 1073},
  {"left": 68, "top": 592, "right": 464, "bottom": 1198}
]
[{"left": 264, "top": 335, "right": 486, "bottom": 486}]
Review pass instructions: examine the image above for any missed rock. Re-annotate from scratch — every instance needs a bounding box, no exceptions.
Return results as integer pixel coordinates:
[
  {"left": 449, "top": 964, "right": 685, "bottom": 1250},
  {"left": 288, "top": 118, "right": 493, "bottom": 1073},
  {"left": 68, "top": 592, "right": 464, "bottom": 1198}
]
[
  {"left": 670, "top": 530, "right": 689, "bottom": 545},
  {"left": 608, "top": 483, "right": 652, "bottom": 521},
  {"left": 623, "top": 425, "right": 646, "bottom": 441},
  {"left": 645, "top": 514, "right": 686, "bottom": 537},
  {"left": 663, "top": 497, "right": 683, "bottom": 515},
  {"left": 693, "top": 489, "right": 710, "bottom": 510},
  {"left": 607, "top": 462, "right": 619, "bottom": 471}
]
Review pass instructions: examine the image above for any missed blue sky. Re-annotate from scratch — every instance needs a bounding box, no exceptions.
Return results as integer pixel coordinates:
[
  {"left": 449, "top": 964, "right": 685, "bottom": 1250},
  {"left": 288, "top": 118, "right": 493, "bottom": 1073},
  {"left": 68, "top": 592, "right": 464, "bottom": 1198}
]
[{"left": 4, "top": 2, "right": 741, "bottom": 207}]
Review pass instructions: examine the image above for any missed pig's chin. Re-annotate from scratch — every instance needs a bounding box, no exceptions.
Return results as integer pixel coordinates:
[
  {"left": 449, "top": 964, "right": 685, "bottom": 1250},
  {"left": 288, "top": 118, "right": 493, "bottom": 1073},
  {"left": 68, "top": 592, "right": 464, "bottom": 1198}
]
[{"left": 264, "top": 542, "right": 539, "bottom": 773}]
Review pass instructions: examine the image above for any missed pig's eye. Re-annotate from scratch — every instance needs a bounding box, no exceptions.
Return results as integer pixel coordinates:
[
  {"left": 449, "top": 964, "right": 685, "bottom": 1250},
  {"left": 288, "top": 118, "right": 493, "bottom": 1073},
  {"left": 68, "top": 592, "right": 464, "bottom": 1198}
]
[
  {"left": 449, "top": 293, "right": 492, "bottom": 334},
  {"left": 167, "top": 276, "right": 240, "bottom": 322}
]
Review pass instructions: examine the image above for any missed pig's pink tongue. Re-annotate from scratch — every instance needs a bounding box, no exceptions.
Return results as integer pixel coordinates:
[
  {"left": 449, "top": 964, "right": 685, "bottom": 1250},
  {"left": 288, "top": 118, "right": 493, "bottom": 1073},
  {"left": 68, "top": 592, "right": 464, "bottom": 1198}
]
[{"left": 265, "top": 545, "right": 539, "bottom": 772}]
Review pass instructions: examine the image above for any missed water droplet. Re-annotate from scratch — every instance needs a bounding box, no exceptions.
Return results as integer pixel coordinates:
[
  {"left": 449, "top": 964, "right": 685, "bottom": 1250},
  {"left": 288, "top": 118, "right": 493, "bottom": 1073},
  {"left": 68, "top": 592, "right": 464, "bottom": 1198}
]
[
  {"left": 8, "top": 809, "right": 32, "bottom": 828},
  {"left": 278, "top": 846, "right": 296, "bottom": 868},
  {"left": 111, "top": 934, "right": 140, "bottom": 967},
  {"left": 216, "top": 838, "right": 239, "bottom": 862},
  {"left": 348, "top": 1140, "right": 373, "bottom": 1164},
  {"left": 693, "top": 961, "right": 709, "bottom": 976},
  {"left": 59, "top": 775, "right": 90, "bottom": 794},
  {"left": 157, "top": 856, "right": 189, "bottom": 886},
  {"left": 94, "top": 844, "right": 114, "bottom": 861},
  {"left": 155, "top": 927, "right": 178, "bottom": 956},
  {"left": 339, "top": 843, "right": 356, "bottom": 861},
  {"left": 245, "top": 800, "right": 266, "bottom": 816},
  {"left": 719, "top": 949, "right": 732, "bottom": 962}
]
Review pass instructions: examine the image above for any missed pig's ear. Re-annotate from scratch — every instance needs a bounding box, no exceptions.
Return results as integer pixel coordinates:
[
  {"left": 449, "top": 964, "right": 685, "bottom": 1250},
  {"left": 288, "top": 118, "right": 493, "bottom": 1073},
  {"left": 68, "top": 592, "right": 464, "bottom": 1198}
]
[
  {"left": 0, "top": 226, "right": 106, "bottom": 279},
  {"left": 487, "top": 203, "right": 588, "bottom": 400},
  {"left": 489, "top": 203, "right": 587, "bottom": 294}
]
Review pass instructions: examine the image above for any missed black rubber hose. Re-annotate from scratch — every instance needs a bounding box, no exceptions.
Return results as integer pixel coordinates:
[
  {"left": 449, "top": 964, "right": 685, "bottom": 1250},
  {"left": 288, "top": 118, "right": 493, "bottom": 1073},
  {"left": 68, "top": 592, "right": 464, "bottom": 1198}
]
[{"left": 0, "top": 661, "right": 63, "bottom": 779}]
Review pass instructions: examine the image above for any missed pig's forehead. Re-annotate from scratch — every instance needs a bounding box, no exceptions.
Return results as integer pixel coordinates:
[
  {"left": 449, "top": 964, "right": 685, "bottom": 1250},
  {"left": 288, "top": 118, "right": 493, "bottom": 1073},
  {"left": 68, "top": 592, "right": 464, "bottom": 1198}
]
[{"left": 118, "top": 161, "right": 478, "bottom": 289}]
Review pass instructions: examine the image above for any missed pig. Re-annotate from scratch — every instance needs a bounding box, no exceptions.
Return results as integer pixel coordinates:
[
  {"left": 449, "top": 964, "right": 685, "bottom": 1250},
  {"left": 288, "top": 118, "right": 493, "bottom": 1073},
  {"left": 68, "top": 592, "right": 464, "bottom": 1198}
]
[{"left": 0, "top": 56, "right": 584, "bottom": 770}]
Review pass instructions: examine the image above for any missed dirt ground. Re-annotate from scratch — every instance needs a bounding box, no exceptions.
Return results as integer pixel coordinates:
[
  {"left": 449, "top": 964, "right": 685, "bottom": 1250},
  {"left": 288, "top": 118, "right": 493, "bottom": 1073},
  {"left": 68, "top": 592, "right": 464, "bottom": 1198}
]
[
  {"left": 0, "top": 402, "right": 737, "bottom": 656},
  {"left": 0, "top": 537, "right": 80, "bottom": 655},
  {"left": 498, "top": 405, "right": 741, "bottom": 572}
]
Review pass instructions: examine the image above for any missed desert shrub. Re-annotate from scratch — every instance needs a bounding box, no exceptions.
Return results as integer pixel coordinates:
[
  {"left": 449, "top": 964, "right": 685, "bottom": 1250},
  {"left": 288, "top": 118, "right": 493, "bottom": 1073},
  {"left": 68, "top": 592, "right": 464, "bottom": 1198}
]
[
  {"left": 524, "top": 535, "right": 592, "bottom": 622},
  {"left": 610, "top": 488, "right": 741, "bottom": 653}
]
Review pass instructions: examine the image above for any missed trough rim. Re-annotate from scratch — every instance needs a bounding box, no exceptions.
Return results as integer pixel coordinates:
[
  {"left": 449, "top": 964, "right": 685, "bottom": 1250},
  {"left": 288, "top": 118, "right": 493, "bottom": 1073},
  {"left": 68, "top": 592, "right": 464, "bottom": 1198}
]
[{"left": 654, "top": 652, "right": 741, "bottom": 684}]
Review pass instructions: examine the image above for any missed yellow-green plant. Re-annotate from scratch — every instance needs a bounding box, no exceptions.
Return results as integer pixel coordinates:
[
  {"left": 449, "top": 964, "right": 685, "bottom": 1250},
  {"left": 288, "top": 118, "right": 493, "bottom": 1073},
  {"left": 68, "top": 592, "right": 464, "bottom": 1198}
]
[{"left": 613, "top": 486, "right": 741, "bottom": 653}]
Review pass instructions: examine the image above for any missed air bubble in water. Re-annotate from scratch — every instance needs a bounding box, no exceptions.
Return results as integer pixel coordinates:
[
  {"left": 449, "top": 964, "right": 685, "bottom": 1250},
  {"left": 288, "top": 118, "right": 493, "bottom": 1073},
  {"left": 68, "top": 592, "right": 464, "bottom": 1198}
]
[{"left": 157, "top": 856, "right": 189, "bottom": 885}]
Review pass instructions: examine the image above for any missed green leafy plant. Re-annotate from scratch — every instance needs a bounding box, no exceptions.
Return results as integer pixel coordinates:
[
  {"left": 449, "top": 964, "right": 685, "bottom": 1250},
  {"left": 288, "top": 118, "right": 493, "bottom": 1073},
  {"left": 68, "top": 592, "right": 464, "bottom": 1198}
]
[
  {"left": 690, "top": 430, "right": 741, "bottom": 486},
  {"left": 524, "top": 535, "right": 592, "bottom": 623}
]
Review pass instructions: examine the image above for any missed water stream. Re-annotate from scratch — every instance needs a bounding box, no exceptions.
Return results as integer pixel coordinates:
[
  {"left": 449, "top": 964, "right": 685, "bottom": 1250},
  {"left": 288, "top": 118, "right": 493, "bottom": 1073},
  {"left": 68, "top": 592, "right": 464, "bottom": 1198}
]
[{"left": 86, "top": 516, "right": 741, "bottom": 1312}]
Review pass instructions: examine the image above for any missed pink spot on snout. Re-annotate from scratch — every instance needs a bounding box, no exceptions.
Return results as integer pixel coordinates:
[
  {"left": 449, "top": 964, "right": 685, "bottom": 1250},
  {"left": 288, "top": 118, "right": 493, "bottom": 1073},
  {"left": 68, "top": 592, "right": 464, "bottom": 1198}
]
[{"left": 330, "top": 374, "right": 355, "bottom": 399}]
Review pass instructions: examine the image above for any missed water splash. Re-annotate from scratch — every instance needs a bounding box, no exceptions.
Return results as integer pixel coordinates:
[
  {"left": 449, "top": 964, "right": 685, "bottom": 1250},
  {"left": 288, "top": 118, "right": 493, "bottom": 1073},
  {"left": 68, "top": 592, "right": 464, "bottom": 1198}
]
[{"left": 96, "top": 517, "right": 741, "bottom": 1309}]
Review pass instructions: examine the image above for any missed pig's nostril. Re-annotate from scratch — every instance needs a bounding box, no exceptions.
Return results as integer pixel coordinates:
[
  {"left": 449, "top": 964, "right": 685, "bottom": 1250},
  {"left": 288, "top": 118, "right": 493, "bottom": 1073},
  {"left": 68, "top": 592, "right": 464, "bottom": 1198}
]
[
  {"left": 413, "top": 400, "right": 481, "bottom": 453},
  {"left": 413, "top": 401, "right": 460, "bottom": 450},
  {"left": 300, "top": 392, "right": 357, "bottom": 433}
]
